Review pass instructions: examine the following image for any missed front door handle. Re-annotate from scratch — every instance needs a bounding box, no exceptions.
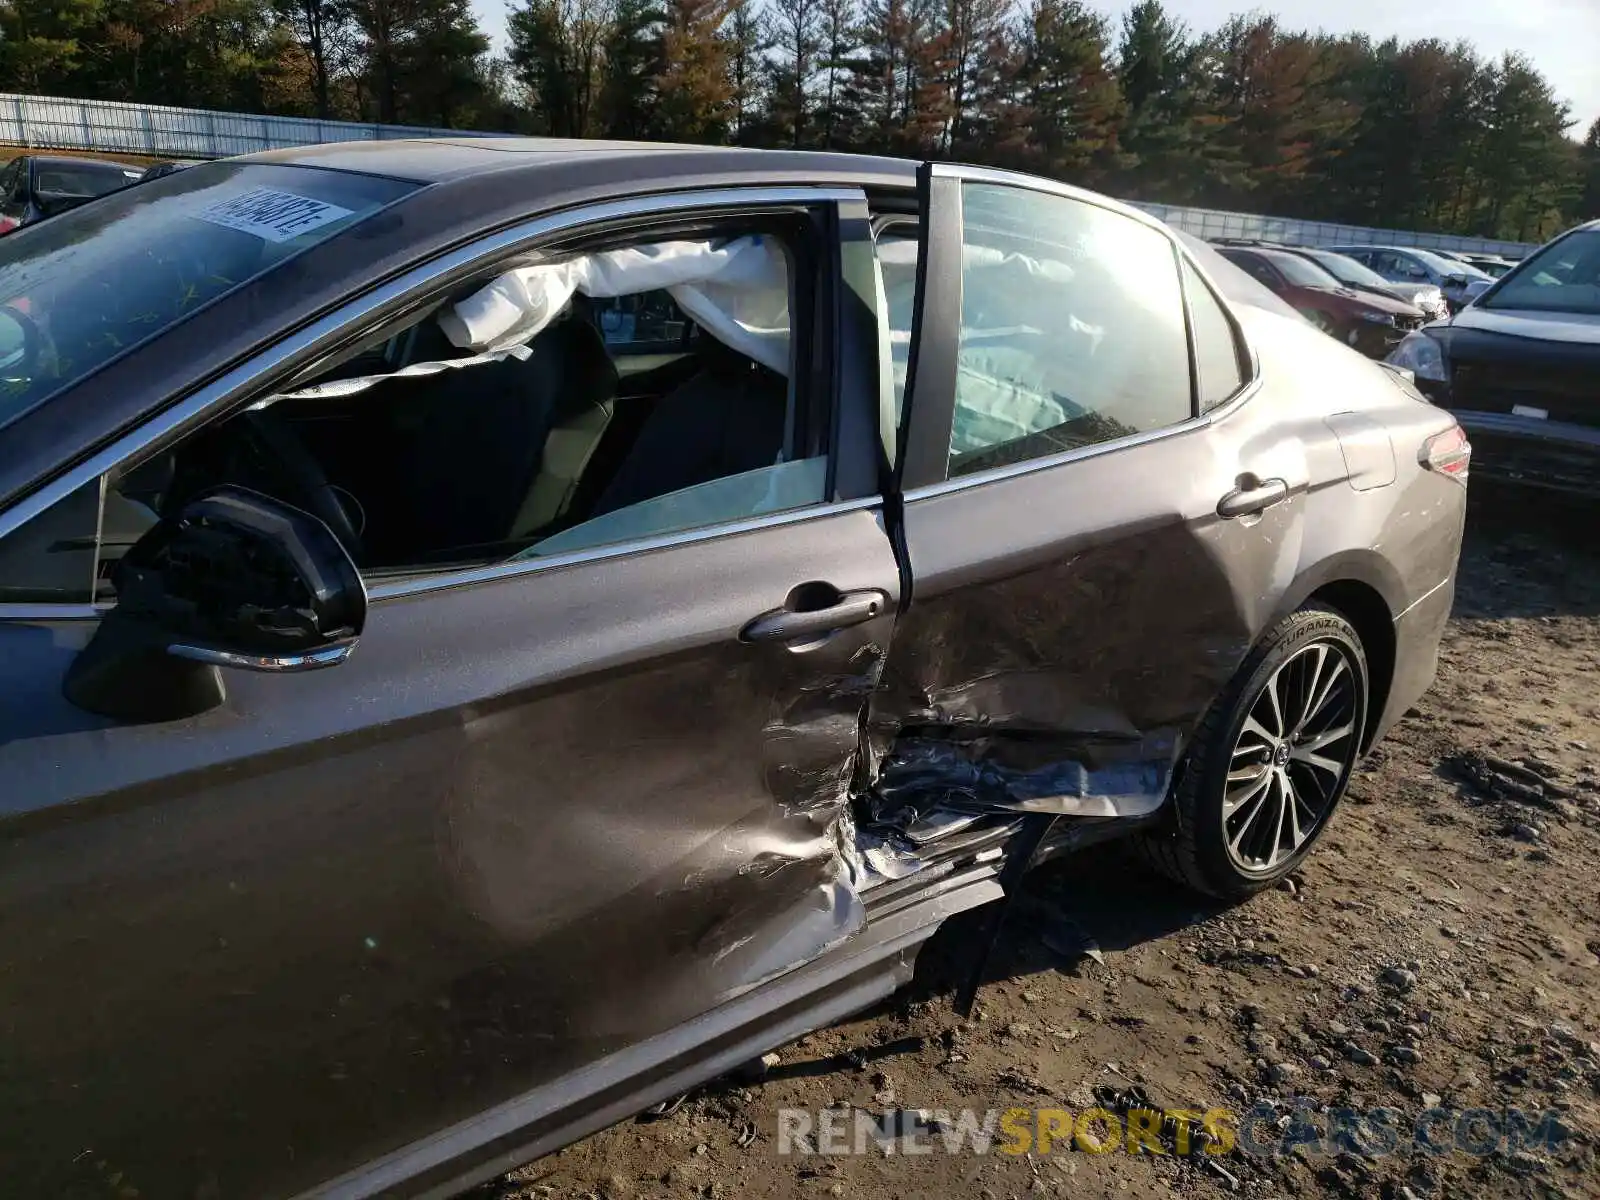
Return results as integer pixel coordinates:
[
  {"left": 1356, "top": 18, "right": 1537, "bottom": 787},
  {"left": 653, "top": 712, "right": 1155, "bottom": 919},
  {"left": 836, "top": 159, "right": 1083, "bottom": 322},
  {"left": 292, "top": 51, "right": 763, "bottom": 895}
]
[
  {"left": 740, "top": 588, "right": 888, "bottom": 643},
  {"left": 1217, "top": 477, "right": 1289, "bottom": 519}
]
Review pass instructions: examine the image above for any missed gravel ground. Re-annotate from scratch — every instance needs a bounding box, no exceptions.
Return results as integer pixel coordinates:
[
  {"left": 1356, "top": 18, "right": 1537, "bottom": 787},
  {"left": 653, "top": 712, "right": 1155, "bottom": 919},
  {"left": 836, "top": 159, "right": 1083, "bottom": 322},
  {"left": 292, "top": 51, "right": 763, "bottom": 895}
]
[{"left": 484, "top": 489, "right": 1599, "bottom": 1200}]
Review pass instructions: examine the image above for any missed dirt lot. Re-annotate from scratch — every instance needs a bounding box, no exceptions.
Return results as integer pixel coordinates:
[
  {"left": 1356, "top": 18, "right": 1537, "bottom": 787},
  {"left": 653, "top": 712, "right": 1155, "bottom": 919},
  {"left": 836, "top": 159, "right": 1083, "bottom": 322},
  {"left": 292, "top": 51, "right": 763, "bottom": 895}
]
[{"left": 486, "top": 489, "right": 1599, "bottom": 1200}]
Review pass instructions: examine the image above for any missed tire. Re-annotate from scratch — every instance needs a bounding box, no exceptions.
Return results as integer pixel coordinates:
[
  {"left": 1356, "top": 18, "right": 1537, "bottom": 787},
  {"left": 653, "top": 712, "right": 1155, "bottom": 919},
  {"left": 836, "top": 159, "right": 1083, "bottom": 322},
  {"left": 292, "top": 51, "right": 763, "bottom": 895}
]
[{"left": 1132, "top": 603, "right": 1369, "bottom": 900}]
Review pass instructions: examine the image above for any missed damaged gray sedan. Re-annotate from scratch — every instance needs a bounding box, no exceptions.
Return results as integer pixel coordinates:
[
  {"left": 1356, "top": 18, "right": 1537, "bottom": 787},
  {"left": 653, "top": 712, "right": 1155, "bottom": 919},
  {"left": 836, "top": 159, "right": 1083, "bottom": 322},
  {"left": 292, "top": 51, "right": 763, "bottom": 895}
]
[{"left": 0, "top": 142, "right": 1468, "bottom": 1198}]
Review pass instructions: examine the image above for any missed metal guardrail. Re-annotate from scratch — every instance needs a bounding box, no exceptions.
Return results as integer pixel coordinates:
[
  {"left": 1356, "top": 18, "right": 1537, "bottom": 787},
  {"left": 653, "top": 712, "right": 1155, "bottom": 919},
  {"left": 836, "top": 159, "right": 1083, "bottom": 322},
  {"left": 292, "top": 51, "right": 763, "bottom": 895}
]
[
  {"left": 0, "top": 92, "right": 500, "bottom": 160},
  {"left": 1128, "top": 201, "right": 1537, "bottom": 259},
  {"left": 0, "top": 92, "right": 1541, "bottom": 256}
]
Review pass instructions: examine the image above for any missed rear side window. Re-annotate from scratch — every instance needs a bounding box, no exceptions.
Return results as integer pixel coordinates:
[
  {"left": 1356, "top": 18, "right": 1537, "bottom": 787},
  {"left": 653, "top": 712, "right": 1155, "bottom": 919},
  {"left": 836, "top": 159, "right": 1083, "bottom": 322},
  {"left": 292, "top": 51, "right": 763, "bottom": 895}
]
[
  {"left": 0, "top": 162, "right": 417, "bottom": 432},
  {"left": 946, "top": 183, "right": 1192, "bottom": 477},
  {"left": 1182, "top": 258, "right": 1247, "bottom": 411}
]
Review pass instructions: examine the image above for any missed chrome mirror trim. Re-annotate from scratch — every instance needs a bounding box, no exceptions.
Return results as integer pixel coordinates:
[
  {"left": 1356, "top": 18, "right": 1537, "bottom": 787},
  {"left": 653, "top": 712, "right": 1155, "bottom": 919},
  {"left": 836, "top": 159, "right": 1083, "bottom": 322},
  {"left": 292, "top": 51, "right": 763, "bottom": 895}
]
[{"left": 166, "top": 639, "right": 356, "bottom": 673}]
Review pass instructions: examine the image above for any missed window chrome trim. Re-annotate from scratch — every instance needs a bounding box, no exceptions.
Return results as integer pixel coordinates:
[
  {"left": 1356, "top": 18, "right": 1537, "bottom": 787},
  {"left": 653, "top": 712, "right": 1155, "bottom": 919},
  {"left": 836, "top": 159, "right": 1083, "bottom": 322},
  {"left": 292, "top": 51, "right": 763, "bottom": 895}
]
[
  {"left": 366, "top": 496, "right": 883, "bottom": 602},
  {"left": 901, "top": 370, "right": 1266, "bottom": 503},
  {"left": 0, "top": 183, "right": 866, "bottom": 550},
  {"left": 929, "top": 162, "right": 1178, "bottom": 241},
  {"left": 168, "top": 639, "right": 356, "bottom": 672}
]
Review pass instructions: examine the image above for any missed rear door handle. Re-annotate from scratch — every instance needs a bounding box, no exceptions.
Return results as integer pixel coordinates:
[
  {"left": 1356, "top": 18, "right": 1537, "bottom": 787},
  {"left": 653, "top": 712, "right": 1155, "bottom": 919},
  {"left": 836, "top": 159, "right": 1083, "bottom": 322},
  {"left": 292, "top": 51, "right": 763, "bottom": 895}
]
[
  {"left": 740, "top": 589, "right": 888, "bottom": 643},
  {"left": 1217, "top": 478, "right": 1289, "bottom": 519}
]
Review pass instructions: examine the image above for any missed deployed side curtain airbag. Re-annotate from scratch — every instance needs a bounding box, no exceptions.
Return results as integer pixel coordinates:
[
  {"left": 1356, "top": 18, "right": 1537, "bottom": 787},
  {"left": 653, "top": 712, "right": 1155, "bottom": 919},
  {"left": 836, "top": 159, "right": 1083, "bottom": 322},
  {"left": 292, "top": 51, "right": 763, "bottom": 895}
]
[
  {"left": 440, "top": 236, "right": 792, "bottom": 376},
  {"left": 876, "top": 236, "right": 1101, "bottom": 452}
]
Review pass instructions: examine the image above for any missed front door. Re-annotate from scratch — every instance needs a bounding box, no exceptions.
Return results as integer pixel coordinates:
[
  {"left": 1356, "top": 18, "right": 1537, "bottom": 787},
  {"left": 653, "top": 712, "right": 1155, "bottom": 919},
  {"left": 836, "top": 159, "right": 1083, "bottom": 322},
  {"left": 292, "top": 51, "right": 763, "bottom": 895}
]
[
  {"left": 0, "top": 187, "right": 900, "bottom": 1199},
  {"left": 869, "top": 165, "right": 1308, "bottom": 822}
]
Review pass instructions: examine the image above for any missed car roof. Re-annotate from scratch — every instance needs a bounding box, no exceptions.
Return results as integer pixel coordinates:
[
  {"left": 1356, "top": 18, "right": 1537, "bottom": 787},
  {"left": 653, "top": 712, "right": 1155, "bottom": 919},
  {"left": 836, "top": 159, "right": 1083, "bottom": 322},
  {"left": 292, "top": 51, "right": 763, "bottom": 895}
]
[{"left": 241, "top": 137, "right": 920, "bottom": 187}]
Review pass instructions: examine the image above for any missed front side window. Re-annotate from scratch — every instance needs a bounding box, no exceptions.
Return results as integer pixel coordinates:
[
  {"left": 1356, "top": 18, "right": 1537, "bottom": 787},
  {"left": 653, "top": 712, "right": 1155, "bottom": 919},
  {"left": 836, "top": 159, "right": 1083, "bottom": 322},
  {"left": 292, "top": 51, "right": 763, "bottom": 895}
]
[
  {"left": 0, "top": 162, "right": 419, "bottom": 432},
  {"left": 1231, "top": 253, "right": 1283, "bottom": 291},
  {"left": 0, "top": 219, "right": 830, "bottom": 599},
  {"left": 1381, "top": 252, "right": 1428, "bottom": 281},
  {"left": 1414, "top": 248, "right": 1491, "bottom": 281},
  {"left": 944, "top": 183, "right": 1192, "bottom": 477},
  {"left": 1263, "top": 252, "right": 1339, "bottom": 289},
  {"left": 1306, "top": 251, "right": 1390, "bottom": 290}
]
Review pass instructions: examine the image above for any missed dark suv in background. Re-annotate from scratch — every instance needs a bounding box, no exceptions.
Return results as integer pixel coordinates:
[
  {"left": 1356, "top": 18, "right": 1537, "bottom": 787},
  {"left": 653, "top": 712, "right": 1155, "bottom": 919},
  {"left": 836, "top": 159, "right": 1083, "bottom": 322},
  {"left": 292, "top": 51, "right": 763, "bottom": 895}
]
[
  {"left": 1213, "top": 242, "right": 1426, "bottom": 358},
  {"left": 0, "top": 155, "right": 143, "bottom": 234},
  {"left": 1388, "top": 219, "right": 1600, "bottom": 495}
]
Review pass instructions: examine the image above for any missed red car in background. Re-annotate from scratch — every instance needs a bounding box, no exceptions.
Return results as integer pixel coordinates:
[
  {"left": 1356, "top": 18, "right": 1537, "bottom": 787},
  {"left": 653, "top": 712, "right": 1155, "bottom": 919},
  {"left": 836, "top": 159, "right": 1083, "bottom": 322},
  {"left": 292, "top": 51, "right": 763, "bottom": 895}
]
[{"left": 1214, "top": 243, "right": 1427, "bottom": 359}]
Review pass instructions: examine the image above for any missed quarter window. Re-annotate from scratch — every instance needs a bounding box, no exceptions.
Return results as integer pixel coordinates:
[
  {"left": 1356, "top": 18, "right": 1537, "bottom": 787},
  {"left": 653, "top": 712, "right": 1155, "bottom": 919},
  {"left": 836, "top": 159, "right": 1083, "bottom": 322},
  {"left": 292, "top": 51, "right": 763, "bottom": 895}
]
[
  {"left": 945, "top": 183, "right": 1193, "bottom": 477},
  {"left": 1182, "top": 258, "right": 1248, "bottom": 411}
]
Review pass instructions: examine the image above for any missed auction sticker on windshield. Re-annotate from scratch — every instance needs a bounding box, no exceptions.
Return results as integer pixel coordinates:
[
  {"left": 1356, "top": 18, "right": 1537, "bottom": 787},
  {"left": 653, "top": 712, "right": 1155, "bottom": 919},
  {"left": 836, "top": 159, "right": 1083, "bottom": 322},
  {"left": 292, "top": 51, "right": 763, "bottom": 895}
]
[{"left": 193, "top": 187, "right": 356, "bottom": 243}]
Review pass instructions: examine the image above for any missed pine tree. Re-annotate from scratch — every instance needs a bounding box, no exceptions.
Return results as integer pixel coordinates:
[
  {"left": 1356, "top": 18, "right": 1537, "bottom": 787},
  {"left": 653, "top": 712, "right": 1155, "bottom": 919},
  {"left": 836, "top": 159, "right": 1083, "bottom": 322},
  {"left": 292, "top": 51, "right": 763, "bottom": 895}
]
[
  {"left": 1113, "top": 0, "right": 1213, "bottom": 200},
  {"left": 1579, "top": 118, "right": 1600, "bottom": 222},
  {"left": 271, "top": 0, "right": 350, "bottom": 117},
  {"left": 508, "top": 0, "right": 610, "bottom": 136},
  {"left": 765, "top": 0, "right": 823, "bottom": 147},
  {"left": 815, "top": 0, "right": 857, "bottom": 147},
  {"left": 655, "top": 0, "right": 738, "bottom": 142},
  {"left": 721, "top": 0, "right": 766, "bottom": 142},
  {"left": 938, "top": 0, "right": 1011, "bottom": 155},
  {"left": 1474, "top": 53, "right": 1575, "bottom": 240},
  {"left": 598, "top": 0, "right": 663, "bottom": 136},
  {"left": 1019, "top": 0, "right": 1121, "bottom": 183},
  {"left": 0, "top": 0, "right": 108, "bottom": 93},
  {"left": 846, "top": 0, "right": 912, "bottom": 152}
]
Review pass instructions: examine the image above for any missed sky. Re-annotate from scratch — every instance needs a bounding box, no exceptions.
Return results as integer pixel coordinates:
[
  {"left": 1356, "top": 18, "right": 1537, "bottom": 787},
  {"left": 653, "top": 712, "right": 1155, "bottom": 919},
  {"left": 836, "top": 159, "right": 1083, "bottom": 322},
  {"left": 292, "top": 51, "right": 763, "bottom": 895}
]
[{"left": 469, "top": 0, "right": 1600, "bottom": 135}]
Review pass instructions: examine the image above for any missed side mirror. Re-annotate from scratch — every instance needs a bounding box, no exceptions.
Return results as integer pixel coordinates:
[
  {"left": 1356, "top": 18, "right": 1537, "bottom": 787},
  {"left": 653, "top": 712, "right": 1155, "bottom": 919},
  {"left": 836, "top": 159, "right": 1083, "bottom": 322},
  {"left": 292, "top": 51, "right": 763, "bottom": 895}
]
[
  {"left": 0, "top": 303, "right": 41, "bottom": 376},
  {"left": 1444, "top": 273, "right": 1469, "bottom": 289},
  {"left": 64, "top": 486, "right": 366, "bottom": 723}
]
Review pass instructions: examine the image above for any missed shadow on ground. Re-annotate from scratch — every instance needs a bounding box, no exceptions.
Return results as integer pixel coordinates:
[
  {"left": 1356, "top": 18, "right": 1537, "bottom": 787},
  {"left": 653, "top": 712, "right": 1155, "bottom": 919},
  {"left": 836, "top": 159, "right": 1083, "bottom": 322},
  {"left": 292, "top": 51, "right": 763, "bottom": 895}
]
[{"left": 1456, "top": 486, "right": 1600, "bottom": 620}]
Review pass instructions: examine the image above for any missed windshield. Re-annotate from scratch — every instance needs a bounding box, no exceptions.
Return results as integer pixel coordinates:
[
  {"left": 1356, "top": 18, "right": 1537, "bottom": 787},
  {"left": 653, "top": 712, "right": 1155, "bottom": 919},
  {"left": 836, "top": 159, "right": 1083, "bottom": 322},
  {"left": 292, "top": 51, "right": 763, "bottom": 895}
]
[
  {"left": 0, "top": 161, "right": 416, "bottom": 431},
  {"left": 1260, "top": 251, "right": 1341, "bottom": 289},
  {"left": 1411, "top": 248, "right": 1492, "bottom": 281},
  {"left": 1482, "top": 229, "right": 1600, "bottom": 315},
  {"left": 34, "top": 163, "right": 137, "bottom": 199},
  {"left": 1303, "top": 250, "right": 1392, "bottom": 289}
]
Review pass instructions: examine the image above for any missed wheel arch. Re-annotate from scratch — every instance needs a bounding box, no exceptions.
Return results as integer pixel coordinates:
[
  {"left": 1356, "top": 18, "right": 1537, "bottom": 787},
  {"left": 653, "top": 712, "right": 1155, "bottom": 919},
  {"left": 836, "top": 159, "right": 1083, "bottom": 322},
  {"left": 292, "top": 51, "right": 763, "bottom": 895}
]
[
  {"left": 1269, "top": 552, "right": 1402, "bottom": 756},
  {"left": 1306, "top": 578, "right": 1396, "bottom": 754}
]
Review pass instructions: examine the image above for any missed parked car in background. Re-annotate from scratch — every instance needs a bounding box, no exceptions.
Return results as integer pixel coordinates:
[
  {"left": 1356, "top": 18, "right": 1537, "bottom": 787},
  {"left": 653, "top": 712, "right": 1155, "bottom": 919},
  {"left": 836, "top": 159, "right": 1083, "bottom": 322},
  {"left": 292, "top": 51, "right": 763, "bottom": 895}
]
[
  {"left": 1459, "top": 252, "right": 1516, "bottom": 278},
  {"left": 0, "top": 155, "right": 142, "bottom": 234},
  {"left": 1328, "top": 244, "right": 1495, "bottom": 312},
  {"left": 1289, "top": 244, "right": 1448, "bottom": 319},
  {"left": 1388, "top": 219, "right": 1599, "bottom": 494},
  {"left": 1212, "top": 242, "right": 1426, "bottom": 357},
  {"left": 0, "top": 142, "right": 1467, "bottom": 1200}
]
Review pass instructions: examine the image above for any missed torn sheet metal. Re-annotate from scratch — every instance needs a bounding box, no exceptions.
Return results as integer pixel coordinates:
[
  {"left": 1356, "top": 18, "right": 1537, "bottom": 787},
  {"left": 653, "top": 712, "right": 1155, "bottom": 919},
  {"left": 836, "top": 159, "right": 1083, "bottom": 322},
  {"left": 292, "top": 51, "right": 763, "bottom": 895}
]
[{"left": 872, "top": 733, "right": 1177, "bottom": 819}]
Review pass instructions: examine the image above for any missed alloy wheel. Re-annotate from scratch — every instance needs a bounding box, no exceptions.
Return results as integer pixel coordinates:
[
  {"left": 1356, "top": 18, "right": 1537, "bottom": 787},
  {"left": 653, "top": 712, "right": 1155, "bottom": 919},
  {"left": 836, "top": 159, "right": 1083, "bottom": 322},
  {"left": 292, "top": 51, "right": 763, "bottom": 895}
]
[{"left": 1222, "top": 640, "right": 1362, "bottom": 874}]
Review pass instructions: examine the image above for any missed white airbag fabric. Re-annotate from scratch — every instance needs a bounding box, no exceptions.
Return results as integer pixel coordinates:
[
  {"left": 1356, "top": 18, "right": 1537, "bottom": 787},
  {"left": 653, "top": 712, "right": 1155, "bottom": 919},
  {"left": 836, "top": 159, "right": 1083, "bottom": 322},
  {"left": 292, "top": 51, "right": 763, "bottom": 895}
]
[{"left": 440, "top": 236, "right": 792, "bottom": 376}]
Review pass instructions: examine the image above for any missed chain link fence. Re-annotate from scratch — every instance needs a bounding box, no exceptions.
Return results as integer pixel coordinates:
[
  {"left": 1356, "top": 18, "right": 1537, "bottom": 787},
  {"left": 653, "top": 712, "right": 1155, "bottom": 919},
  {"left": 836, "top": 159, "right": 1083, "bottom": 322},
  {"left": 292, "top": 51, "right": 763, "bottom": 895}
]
[
  {"left": 1127, "top": 200, "right": 1536, "bottom": 258},
  {"left": 0, "top": 92, "right": 495, "bottom": 161}
]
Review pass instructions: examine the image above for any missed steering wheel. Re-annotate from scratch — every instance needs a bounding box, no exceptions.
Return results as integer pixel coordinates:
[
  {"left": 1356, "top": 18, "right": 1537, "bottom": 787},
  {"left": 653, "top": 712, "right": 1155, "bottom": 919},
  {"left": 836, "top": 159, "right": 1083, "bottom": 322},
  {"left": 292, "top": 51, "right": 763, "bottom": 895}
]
[{"left": 238, "top": 408, "right": 364, "bottom": 558}]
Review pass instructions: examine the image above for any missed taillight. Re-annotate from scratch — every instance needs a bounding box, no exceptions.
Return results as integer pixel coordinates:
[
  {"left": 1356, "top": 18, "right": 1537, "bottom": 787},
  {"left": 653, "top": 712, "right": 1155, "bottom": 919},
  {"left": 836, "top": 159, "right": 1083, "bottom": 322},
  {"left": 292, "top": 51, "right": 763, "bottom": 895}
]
[{"left": 1421, "top": 424, "right": 1471, "bottom": 482}]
